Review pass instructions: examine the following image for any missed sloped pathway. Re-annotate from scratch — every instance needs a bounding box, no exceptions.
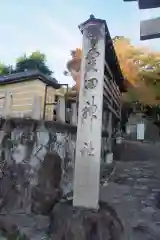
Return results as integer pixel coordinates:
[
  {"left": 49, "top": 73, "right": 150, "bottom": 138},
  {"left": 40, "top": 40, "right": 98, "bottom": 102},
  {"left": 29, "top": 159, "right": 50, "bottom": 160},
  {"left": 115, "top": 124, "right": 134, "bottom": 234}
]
[{"left": 100, "top": 141, "right": 160, "bottom": 240}]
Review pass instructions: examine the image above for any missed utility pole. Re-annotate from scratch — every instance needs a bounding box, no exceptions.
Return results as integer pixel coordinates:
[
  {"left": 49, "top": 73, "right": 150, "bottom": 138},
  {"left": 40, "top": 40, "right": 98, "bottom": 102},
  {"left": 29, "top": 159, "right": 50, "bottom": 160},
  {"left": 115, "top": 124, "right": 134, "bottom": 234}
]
[{"left": 123, "top": 0, "right": 160, "bottom": 40}]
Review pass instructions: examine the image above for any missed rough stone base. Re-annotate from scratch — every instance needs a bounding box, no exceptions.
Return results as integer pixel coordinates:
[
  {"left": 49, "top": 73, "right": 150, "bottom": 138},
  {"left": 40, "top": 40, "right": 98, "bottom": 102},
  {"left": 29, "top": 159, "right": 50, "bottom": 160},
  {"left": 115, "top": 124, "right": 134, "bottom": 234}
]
[
  {"left": 0, "top": 200, "right": 124, "bottom": 240},
  {"left": 0, "top": 214, "right": 50, "bottom": 239},
  {"left": 49, "top": 200, "right": 124, "bottom": 240}
]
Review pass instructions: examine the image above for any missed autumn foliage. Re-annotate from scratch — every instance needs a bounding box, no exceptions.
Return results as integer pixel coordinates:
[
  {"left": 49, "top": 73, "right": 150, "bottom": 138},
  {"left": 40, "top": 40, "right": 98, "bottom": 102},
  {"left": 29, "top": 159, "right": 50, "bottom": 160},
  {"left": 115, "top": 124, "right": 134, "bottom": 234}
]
[
  {"left": 114, "top": 37, "right": 160, "bottom": 105},
  {"left": 66, "top": 38, "right": 160, "bottom": 106},
  {"left": 66, "top": 48, "right": 82, "bottom": 92},
  {"left": 113, "top": 37, "right": 140, "bottom": 87}
]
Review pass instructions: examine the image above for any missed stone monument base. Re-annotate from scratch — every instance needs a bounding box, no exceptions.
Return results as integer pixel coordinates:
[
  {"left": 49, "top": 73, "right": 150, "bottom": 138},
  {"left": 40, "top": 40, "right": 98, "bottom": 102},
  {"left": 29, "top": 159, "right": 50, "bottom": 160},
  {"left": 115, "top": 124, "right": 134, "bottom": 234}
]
[{"left": 49, "top": 200, "right": 124, "bottom": 240}]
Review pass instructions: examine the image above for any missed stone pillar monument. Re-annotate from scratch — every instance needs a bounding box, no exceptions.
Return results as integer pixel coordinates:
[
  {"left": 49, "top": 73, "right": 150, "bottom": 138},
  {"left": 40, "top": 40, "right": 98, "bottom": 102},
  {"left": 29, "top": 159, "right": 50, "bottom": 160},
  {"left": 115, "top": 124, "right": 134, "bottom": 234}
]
[{"left": 73, "top": 15, "right": 106, "bottom": 209}]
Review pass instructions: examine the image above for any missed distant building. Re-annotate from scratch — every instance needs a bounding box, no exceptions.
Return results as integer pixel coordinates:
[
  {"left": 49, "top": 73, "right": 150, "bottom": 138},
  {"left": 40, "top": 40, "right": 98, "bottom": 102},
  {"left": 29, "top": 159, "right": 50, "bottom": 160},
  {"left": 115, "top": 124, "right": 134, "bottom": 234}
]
[{"left": 0, "top": 70, "right": 60, "bottom": 120}]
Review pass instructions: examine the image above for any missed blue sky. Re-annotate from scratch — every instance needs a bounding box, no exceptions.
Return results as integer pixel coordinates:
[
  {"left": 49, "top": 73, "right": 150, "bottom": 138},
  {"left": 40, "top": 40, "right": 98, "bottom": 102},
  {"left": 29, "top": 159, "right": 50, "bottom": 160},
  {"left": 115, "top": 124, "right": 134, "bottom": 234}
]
[{"left": 0, "top": 0, "right": 159, "bottom": 85}]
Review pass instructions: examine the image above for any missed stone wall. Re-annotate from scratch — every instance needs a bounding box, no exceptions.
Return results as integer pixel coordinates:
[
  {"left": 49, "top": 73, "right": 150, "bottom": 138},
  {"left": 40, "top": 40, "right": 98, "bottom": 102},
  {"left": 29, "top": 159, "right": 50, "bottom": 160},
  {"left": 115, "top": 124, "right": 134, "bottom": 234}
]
[
  {"left": 0, "top": 118, "right": 123, "bottom": 239},
  {"left": 0, "top": 118, "right": 109, "bottom": 202},
  {"left": 0, "top": 118, "right": 77, "bottom": 197},
  {"left": 0, "top": 118, "right": 76, "bottom": 238}
]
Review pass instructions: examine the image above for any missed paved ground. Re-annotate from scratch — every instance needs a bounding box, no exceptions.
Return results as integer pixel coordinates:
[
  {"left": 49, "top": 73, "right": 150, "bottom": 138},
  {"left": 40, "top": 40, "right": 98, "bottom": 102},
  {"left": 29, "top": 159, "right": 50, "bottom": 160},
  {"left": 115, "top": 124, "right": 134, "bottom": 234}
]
[{"left": 100, "top": 141, "right": 160, "bottom": 240}]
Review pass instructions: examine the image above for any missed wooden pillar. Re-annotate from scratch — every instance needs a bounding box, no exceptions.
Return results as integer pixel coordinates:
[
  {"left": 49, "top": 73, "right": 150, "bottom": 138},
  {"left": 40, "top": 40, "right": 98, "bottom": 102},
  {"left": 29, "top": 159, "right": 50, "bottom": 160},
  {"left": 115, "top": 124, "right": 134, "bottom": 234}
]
[
  {"left": 71, "top": 103, "right": 78, "bottom": 125},
  {"left": 56, "top": 96, "right": 66, "bottom": 122},
  {"left": 73, "top": 16, "right": 106, "bottom": 209},
  {"left": 43, "top": 85, "right": 47, "bottom": 120},
  {"left": 2, "top": 91, "right": 12, "bottom": 117},
  {"left": 107, "top": 111, "right": 112, "bottom": 152},
  {"left": 32, "top": 96, "right": 42, "bottom": 120}
]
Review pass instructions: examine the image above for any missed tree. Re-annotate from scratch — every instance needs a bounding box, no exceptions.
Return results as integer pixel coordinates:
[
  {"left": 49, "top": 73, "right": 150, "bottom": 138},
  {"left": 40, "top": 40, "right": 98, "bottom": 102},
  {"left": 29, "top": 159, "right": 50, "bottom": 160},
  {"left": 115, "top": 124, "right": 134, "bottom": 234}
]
[
  {"left": 113, "top": 37, "right": 160, "bottom": 128},
  {"left": 15, "top": 51, "right": 53, "bottom": 75},
  {"left": 64, "top": 48, "right": 82, "bottom": 92},
  {"left": 66, "top": 39, "right": 160, "bottom": 105},
  {"left": 0, "top": 63, "right": 12, "bottom": 75},
  {"left": 113, "top": 36, "right": 142, "bottom": 86},
  {"left": 66, "top": 41, "right": 160, "bottom": 127},
  {"left": 113, "top": 36, "right": 160, "bottom": 105}
]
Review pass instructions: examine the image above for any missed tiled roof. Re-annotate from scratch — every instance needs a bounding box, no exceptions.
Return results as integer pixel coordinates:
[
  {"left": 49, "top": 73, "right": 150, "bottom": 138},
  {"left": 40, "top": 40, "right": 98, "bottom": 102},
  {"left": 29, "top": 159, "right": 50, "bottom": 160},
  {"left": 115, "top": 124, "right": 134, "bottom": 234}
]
[{"left": 0, "top": 70, "right": 60, "bottom": 89}]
